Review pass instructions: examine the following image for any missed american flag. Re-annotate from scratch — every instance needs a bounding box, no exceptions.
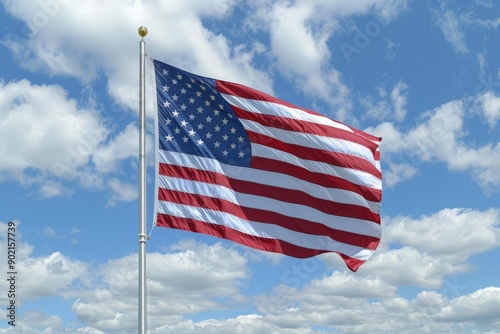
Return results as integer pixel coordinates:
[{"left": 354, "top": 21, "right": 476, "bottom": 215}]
[{"left": 153, "top": 59, "right": 382, "bottom": 272}]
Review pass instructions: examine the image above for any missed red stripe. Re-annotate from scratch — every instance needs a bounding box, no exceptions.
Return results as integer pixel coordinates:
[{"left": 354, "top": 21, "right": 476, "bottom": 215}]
[
  {"left": 156, "top": 213, "right": 367, "bottom": 272},
  {"left": 158, "top": 188, "right": 379, "bottom": 249},
  {"left": 250, "top": 157, "right": 382, "bottom": 202},
  {"left": 246, "top": 130, "right": 382, "bottom": 179},
  {"left": 159, "top": 163, "right": 380, "bottom": 222},
  {"left": 231, "top": 104, "right": 379, "bottom": 152}
]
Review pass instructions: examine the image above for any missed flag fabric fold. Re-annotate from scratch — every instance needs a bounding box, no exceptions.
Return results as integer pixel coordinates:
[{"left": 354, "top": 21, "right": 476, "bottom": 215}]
[{"left": 153, "top": 59, "right": 382, "bottom": 272}]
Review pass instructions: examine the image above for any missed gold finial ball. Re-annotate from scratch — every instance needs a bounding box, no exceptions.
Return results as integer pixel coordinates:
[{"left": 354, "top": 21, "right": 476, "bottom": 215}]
[{"left": 138, "top": 26, "right": 148, "bottom": 38}]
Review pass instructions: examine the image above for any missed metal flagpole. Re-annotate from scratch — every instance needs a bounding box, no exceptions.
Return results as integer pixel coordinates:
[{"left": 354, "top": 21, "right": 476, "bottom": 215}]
[{"left": 138, "top": 25, "right": 148, "bottom": 334}]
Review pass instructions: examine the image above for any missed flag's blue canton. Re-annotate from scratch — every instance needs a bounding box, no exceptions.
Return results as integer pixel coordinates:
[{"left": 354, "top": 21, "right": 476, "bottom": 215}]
[{"left": 155, "top": 61, "right": 251, "bottom": 167}]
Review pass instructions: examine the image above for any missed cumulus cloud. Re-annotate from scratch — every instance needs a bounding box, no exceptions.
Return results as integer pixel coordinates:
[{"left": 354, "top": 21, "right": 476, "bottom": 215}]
[
  {"left": 367, "top": 97, "right": 500, "bottom": 190},
  {"left": 0, "top": 223, "right": 88, "bottom": 304},
  {"left": 246, "top": 0, "right": 409, "bottom": 121},
  {"left": 2, "top": 0, "right": 274, "bottom": 113},
  {"left": 0, "top": 80, "right": 111, "bottom": 194},
  {"left": 478, "top": 91, "right": 500, "bottom": 128},
  {"left": 71, "top": 241, "right": 250, "bottom": 333}
]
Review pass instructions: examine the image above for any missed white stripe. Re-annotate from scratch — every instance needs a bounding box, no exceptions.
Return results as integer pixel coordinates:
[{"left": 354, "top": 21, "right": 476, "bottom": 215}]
[
  {"left": 157, "top": 201, "right": 374, "bottom": 260},
  {"left": 221, "top": 93, "right": 354, "bottom": 134},
  {"left": 240, "top": 118, "right": 378, "bottom": 167},
  {"left": 158, "top": 174, "right": 381, "bottom": 238}
]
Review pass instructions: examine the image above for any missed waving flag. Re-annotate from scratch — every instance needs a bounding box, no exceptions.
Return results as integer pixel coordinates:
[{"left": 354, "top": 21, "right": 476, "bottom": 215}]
[{"left": 153, "top": 59, "right": 382, "bottom": 271}]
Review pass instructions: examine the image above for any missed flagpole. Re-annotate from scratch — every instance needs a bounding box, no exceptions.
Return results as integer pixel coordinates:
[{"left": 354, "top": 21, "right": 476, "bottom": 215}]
[{"left": 138, "top": 25, "right": 148, "bottom": 334}]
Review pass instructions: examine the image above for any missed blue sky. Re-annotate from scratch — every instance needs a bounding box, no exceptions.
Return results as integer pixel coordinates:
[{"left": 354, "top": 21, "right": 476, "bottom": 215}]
[{"left": 1, "top": 0, "right": 500, "bottom": 333}]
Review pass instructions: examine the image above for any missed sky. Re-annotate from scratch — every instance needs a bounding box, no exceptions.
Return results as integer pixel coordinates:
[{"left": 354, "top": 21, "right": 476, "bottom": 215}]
[{"left": 1, "top": 0, "right": 500, "bottom": 333}]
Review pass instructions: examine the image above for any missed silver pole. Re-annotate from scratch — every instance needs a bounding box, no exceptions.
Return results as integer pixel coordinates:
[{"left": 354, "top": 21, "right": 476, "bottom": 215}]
[{"left": 138, "top": 25, "right": 148, "bottom": 334}]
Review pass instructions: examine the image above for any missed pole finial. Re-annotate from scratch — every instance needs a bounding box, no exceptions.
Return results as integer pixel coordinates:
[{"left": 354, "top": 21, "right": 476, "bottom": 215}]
[{"left": 138, "top": 26, "right": 148, "bottom": 38}]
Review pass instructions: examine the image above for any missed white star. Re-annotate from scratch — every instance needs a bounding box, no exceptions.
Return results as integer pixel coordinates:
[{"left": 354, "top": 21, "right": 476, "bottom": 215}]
[
  {"left": 197, "top": 139, "right": 204, "bottom": 145},
  {"left": 180, "top": 104, "right": 187, "bottom": 111},
  {"left": 163, "top": 85, "right": 169, "bottom": 92},
  {"left": 165, "top": 118, "right": 172, "bottom": 125},
  {"left": 172, "top": 79, "right": 178, "bottom": 85},
  {"left": 206, "top": 115, "right": 213, "bottom": 122},
  {"left": 205, "top": 132, "right": 212, "bottom": 139},
  {"left": 188, "top": 129, "right": 196, "bottom": 136},
  {"left": 222, "top": 134, "right": 229, "bottom": 141},
  {"left": 180, "top": 120, "right": 188, "bottom": 127},
  {"left": 197, "top": 107, "right": 204, "bottom": 113},
  {"left": 182, "top": 136, "right": 189, "bottom": 143},
  {"left": 189, "top": 97, "right": 195, "bottom": 104},
  {"left": 162, "top": 69, "right": 168, "bottom": 75},
  {"left": 222, "top": 118, "right": 229, "bottom": 125},
  {"left": 238, "top": 151, "right": 245, "bottom": 158},
  {"left": 214, "top": 141, "right": 221, "bottom": 148},
  {"left": 222, "top": 150, "right": 228, "bottom": 156},
  {"left": 172, "top": 94, "right": 179, "bottom": 101},
  {"left": 197, "top": 123, "right": 204, "bottom": 130},
  {"left": 230, "top": 143, "right": 236, "bottom": 149},
  {"left": 176, "top": 74, "right": 182, "bottom": 80},
  {"left": 237, "top": 136, "right": 244, "bottom": 142},
  {"left": 180, "top": 88, "right": 187, "bottom": 94},
  {"left": 230, "top": 127, "right": 236, "bottom": 134},
  {"left": 214, "top": 125, "right": 221, "bottom": 132},
  {"left": 163, "top": 100, "right": 171, "bottom": 107},
  {"left": 165, "top": 134, "right": 173, "bottom": 141},
  {"left": 172, "top": 110, "right": 180, "bottom": 117},
  {"left": 174, "top": 127, "right": 181, "bottom": 134},
  {"left": 188, "top": 114, "right": 196, "bottom": 120}
]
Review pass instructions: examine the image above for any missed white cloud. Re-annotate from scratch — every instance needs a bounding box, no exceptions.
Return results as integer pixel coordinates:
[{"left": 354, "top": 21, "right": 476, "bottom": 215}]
[
  {"left": 434, "top": 7, "right": 469, "bottom": 54},
  {"left": 362, "top": 81, "right": 409, "bottom": 122},
  {"left": 387, "top": 208, "right": 500, "bottom": 261},
  {"left": 0, "top": 79, "right": 107, "bottom": 189},
  {"left": 93, "top": 123, "right": 139, "bottom": 174},
  {"left": 106, "top": 178, "right": 137, "bottom": 206},
  {"left": 0, "top": 226, "right": 88, "bottom": 303},
  {"left": 361, "top": 207, "right": 500, "bottom": 288},
  {"left": 2, "top": 216, "right": 500, "bottom": 333},
  {"left": 435, "top": 287, "right": 500, "bottom": 324},
  {"left": 252, "top": 281, "right": 500, "bottom": 333},
  {"left": 383, "top": 162, "right": 418, "bottom": 187},
  {"left": 368, "top": 98, "right": 500, "bottom": 190},
  {"left": 479, "top": 91, "right": 500, "bottom": 128},
  {"left": 0, "top": 79, "right": 151, "bottom": 200},
  {"left": 247, "top": 0, "right": 409, "bottom": 121},
  {"left": 71, "top": 241, "right": 250, "bottom": 333},
  {"left": 2, "top": 0, "right": 274, "bottom": 114}
]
